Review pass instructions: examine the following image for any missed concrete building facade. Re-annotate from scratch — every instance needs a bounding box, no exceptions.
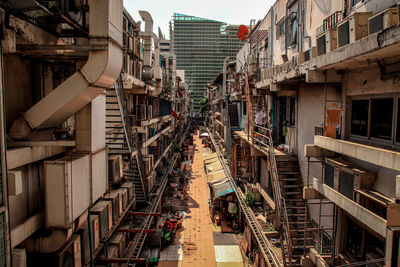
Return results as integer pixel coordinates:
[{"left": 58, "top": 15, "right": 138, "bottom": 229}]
[
  {"left": 208, "top": 0, "right": 400, "bottom": 266},
  {"left": 0, "top": 1, "right": 190, "bottom": 266}
]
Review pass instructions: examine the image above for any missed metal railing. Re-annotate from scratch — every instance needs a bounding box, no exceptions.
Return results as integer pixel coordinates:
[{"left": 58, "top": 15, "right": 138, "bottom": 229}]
[
  {"left": 323, "top": 11, "right": 342, "bottom": 32},
  {"left": 252, "top": 123, "right": 293, "bottom": 266},
  {"left": 114, "top": 74, "right": 135, "bottom": 153},
  {"left": 208, "top": 129, "right": 282, "bottom": 267}
]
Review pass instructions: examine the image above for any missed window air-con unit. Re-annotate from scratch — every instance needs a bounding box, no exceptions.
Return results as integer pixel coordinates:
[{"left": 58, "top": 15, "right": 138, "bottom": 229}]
[
  {"left": 42, "top": 234, "right": 82, "bottom": 267},
  {"left": 298, "top": 47, "right": 317, "bottom": 64},
  {"left": 339, "top": 166, "right": 355, "bottom": 200},
  {"left": 121, "top": 182, "right": 135, "bottom": 202},
  {"left": 368, "top": 7, "right": 398, "bottom": 34},
  {"left": 136, "top": 104, "right": 147, "bottom": 121},
  {"left": 109, "top": 232, "right": 126, "bottom": 257},
  {"left": 79, "top": 215, "right": 100, "bottom": 264},
  {"left": 324, "top": 158, "right": 347, "bottom": 190},
  {"left": 115, "top": 187, "right": 128, "bottom": 211},
  {"left": 108, "top": 155, "right": 123, "bottom": 184},
  {"left": 90, "top": 200, "right": 112, "bottom": 239},
  {"left": 316, "top": 28, "right": 337, "bottom": 56},
  {"left": 45, "top": 155, "right": 90, "bottom": 229},
  {"left": 103, "top": 190, "right": 122, "bottom": 223},
  {"left": 337, "top": 12, "right": 372, "bottom": 47}
]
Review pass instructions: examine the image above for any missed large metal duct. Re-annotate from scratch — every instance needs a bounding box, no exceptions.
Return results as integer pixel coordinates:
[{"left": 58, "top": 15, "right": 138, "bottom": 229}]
[
  {"left": 139, "top": 10, "right": 162, "bottom": 92},
  {"left": 9, "top": 0, "right": 123, "bottom": 139}
]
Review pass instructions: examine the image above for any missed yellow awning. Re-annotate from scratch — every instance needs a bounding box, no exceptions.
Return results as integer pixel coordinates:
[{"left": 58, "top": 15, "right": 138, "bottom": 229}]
[
  {"left": 207, "top": 170, "right": 227, "bottom": 184},
  {"left": 206, "top": 162, "right": 223, "bottom": 173},
  {"left": 204, "top": 152, "right": 218, "bottom": 160},
  {"left": 205, "top": 157, "right": 219, "bottom": 165}
]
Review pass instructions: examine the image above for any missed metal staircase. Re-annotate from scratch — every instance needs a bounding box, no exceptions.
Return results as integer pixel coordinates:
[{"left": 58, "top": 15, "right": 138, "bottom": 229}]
[
  {"left": 228, "top": 104, "right": 239, "bottom": 129},
  {"left": 252, "top": 125, "right": 294, "bottom": 267},
  {"left": 108, "top": 75, "right": 147, "bottom": 203},
  {"left": 276, "top": 156, "right": 312, "bottom": 266},
  {"left": 106, "top": 75, "right": 132, "bottom": 156},
  {"left": 124, "top": 156, "right": 146, "bottom": 204}
]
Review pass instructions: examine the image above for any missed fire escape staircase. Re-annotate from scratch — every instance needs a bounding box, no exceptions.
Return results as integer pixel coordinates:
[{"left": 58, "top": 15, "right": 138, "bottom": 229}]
[
  {"left": 108, "top": 74, "right": 147, "bottom": 203},
  {"left": 228, "top": 104, "right": 240, "bottom": 130},
  {"left": 255, "top": 128, "right": 311, "bottom": 266}
]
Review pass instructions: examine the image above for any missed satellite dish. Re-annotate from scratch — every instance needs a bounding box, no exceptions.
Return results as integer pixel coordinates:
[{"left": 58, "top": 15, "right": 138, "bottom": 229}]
[{"left": 237, "top": 25, "right": 249, "bottom": 41}]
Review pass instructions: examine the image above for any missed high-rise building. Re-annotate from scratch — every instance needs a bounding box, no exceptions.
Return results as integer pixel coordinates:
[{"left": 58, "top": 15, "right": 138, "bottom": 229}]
[{"left": 172, "top": 13, "right": 243, "bottom": 112}]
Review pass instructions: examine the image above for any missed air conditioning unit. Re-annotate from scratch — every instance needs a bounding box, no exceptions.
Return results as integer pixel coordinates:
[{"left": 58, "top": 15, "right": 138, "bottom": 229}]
[
  {"left": 90, "top": 200, "right": 112, "bottom": 239},
  {"left": 45, "top": 155, "right": 91, "bottom": 229},
  {"left": 337, "top": 12, "right": 372, "bottom": 47},
  {"left": 79, "top": 215, "right": 100, "bottom": 264},
  {"left": 325, "top": 158, "right": 376, "bottom": 201},
  {"left": 121, "top": 182, "right": 135, "bottom": 202},
  {"left": 316, "top": 28, "right": 337, "bottom": 56},
  {"left": 115, "top": 187, "right": 128, "bottom": 211},
  {"left": 109, "top": 232, "right": 126, "bottom": 257},
  {"left": 136, "top": 105, "right": 147, "bottom": 121},
  {"left": 103, "top": 190, "right": 122, "bottom": 222},
  {"left": 368, "top": 7, "right": 398, "bottom": 34},
  {"left": 353, "top": 168, "right": 376, "bottom": 190},
  {"left": 108, "top": 155, "right": 123, "bottom": 184},
  {"left": 42, "top": 234, "right": 82, "bottom": 267},
  {"left": 324, "top": 158, "right": 348, "bottom": 190},
  {"left": 299, "top": 47, "right": 317, "bottom": 64}
]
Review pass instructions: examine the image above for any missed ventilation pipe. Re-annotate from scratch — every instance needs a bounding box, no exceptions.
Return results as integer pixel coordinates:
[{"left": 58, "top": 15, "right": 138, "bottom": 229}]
[
  {"left": 138, "top": 11, "right": 162, "bottom": 93},
  {"left": 9, "top": 0, "right": 123, "bottom": 139}
]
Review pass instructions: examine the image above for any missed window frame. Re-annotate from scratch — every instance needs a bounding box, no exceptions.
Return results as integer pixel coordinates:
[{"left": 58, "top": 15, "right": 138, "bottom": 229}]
[{"left": 348, "top": 94, "right": 400, "bottom": 148}]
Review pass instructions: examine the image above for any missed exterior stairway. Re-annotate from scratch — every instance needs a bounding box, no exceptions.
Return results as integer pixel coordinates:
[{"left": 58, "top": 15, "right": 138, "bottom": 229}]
[
  {"left": 124, "top": 155, "right": 146, "bottom": 204},
  {"left": 228, "top": 104, "right": 240, "bottom": 129},
  {"left": 106, "top": 88, "right": 130, "bottom": 157},
  {"left": 276, "top": 154, "right": 312, "bottom": 266}
]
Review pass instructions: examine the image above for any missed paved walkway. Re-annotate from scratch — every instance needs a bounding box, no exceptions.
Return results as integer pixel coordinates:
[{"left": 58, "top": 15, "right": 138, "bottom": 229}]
[
  {"left": 181, "top": 132, "right": 216, "bottom": 267},
  {"left": 159, "top": 132, "right": 243, "bottom": 267}
]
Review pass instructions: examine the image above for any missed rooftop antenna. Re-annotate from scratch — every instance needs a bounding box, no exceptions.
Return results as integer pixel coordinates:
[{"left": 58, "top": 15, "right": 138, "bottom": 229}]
[{"left": 250, "top": 19, "right": 256, "bottom": 30}]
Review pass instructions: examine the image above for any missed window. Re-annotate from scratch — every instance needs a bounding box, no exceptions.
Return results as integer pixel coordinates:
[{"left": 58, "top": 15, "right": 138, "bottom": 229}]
[
  {"left": 370, "top": 98, "right": 393, "bottom": 140},
  {"left": 243, "top": 101, "right": 247, "bottom": 115},
  {"left": 350, "top": 96, "right": 400, "bottom": 145},
  {"left": 351, "top": 99, "right": 369, "bottom": 137}
]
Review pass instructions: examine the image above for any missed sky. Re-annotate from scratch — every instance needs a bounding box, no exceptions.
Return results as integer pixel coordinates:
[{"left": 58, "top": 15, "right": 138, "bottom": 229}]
[{"left": 125, "top": 0, "right": 275, "bottom": 39}]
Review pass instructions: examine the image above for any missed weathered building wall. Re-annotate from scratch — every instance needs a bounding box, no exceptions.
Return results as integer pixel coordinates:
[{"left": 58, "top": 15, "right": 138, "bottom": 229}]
[{"left": 4, "top": 56, "right": 31, "bottom": 131}]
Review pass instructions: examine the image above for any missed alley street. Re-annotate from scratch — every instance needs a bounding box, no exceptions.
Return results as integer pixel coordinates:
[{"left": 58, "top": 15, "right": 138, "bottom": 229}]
[{"left": 182, "top": 131, "right": 216, "bottom": 267}]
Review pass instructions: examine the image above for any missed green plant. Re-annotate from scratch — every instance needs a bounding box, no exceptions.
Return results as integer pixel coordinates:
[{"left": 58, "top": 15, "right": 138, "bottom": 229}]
[{"left": 244, "top": 192, "right": 256, "bottom": 207}]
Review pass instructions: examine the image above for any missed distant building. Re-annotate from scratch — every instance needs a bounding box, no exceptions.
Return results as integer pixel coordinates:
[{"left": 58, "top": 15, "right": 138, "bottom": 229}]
[{"left": 172, "top": 13, "right": 243, "bottom": 113}]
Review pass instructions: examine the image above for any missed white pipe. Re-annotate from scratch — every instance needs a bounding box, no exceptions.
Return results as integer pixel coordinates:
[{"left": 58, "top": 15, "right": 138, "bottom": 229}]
[{"left": 9, "top": 0, "right": 123, "bottom": 139}]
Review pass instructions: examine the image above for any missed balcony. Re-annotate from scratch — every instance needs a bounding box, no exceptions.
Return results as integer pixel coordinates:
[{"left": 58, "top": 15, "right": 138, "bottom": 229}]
[{"left": 314, "top": 135, "right": 400, "bottom": 172}]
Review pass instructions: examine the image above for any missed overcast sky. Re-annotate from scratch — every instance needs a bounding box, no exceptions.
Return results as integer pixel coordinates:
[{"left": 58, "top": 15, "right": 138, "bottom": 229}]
[{"left": 125, "top": 0, "right": 275, "bottom": 39}]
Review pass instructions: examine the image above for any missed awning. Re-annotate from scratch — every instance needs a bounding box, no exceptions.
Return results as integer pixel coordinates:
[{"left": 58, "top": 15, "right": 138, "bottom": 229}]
[
  {"left": 207, "top": 170, "right": 227, "bottom": 184},
  {"left": 204, "top": 152, "right": 218, "bottom": 160},
  {"left": 206, "top": 162, "right": 223, "bottom": 173},
  {"left": 213, "top": 180, "right": 234, "bottom": 198},
  {"left": 205, "top": 157, "right": 219, "bottom": 165}
]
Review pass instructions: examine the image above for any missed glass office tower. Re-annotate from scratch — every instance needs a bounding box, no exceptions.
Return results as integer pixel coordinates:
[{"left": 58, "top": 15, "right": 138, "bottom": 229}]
[{"left": 172, "top": 13, "right": 243, "bottom": 113}]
